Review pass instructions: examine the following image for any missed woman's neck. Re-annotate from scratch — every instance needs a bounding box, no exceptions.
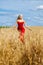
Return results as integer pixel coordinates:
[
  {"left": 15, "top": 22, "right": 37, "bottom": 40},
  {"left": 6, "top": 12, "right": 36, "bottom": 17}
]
[{"left": 17, "top": 19, "right": 24, "bottom": 22}]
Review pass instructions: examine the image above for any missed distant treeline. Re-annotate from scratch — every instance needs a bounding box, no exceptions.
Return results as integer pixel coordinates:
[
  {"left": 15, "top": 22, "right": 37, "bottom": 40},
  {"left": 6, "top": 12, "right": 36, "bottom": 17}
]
[{"left": 0, "top": 26, "right": 11, "bottom": 28}]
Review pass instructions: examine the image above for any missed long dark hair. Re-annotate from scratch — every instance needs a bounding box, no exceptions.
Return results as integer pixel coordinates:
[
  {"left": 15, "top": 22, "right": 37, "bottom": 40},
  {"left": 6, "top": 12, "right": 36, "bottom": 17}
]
[{"left": 17, "top": 15, "right": 23, "bottom": 20}]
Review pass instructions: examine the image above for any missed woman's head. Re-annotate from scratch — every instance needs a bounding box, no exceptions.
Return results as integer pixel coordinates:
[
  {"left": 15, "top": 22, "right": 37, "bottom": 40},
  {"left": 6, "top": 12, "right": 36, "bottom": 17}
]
[{"left": 17, "top": 14, "right": 23, "bottom": 20}]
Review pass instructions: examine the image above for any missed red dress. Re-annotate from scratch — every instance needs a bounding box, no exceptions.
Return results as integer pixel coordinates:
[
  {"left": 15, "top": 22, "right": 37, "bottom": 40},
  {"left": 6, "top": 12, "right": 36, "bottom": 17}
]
[
  {"left": 17, "top": 21, "right": 25, "bottom": 42},
  {"left": 17, "top": 21, "right": 25, "bottom": 34}
]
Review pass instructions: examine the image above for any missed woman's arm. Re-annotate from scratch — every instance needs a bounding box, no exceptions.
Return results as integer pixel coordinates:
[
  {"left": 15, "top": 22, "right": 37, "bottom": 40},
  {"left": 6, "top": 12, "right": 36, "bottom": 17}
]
[
  {"left": 24, "top": 20, "right": 27, "bottom": 27},
  {"left": 14, "top": 20, "right": 18, "bottom": 27},
  {"left": 24, "top": 21, "right": 32, "bottom": 31}
]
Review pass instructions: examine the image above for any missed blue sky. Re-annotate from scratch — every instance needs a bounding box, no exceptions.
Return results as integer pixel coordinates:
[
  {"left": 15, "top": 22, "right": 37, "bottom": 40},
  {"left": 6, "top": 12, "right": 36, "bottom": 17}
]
[{"left": 0, "top": 0, "right": 43, "bottom": 26}]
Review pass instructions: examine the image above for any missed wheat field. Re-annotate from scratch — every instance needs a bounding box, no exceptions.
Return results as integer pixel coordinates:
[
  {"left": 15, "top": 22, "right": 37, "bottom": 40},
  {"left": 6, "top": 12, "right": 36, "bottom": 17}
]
[{"left": 0, "top": 26, "right": 43, "bottom": 65}]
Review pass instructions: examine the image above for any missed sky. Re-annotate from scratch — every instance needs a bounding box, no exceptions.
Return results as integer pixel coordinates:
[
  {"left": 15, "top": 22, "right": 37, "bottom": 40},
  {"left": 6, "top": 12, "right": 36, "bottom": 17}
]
[{"left": 0, "top": 0, "right": 43, "bottom": 26}]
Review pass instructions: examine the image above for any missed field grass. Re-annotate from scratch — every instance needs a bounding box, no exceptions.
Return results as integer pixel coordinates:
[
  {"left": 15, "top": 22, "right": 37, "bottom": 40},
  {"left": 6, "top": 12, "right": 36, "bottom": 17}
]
[{"left": 0, "top": 26, "right": 43, "bottom": 65}]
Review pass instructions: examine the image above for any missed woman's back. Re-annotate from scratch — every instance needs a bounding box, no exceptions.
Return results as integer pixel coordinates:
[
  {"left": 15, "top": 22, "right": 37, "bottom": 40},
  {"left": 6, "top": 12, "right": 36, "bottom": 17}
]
[
  {"left": 17, "top": 20, "right": 25, "bottom": 33},
  {"left": 17, "top": 20, "right": 24, "bottom": 28}
]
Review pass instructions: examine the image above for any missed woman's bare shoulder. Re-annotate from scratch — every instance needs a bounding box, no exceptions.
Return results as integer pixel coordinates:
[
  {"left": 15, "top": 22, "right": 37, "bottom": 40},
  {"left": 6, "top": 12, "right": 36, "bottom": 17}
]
[{"left": 17, "top": 19, "right": 25, "bottom": 22}]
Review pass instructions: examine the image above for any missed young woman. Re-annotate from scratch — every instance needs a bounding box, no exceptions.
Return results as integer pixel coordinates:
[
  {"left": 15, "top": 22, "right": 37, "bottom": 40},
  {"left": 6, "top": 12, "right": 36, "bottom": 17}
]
[{"left": 16, "top": 14, "right": 25, "bottom": 43}]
